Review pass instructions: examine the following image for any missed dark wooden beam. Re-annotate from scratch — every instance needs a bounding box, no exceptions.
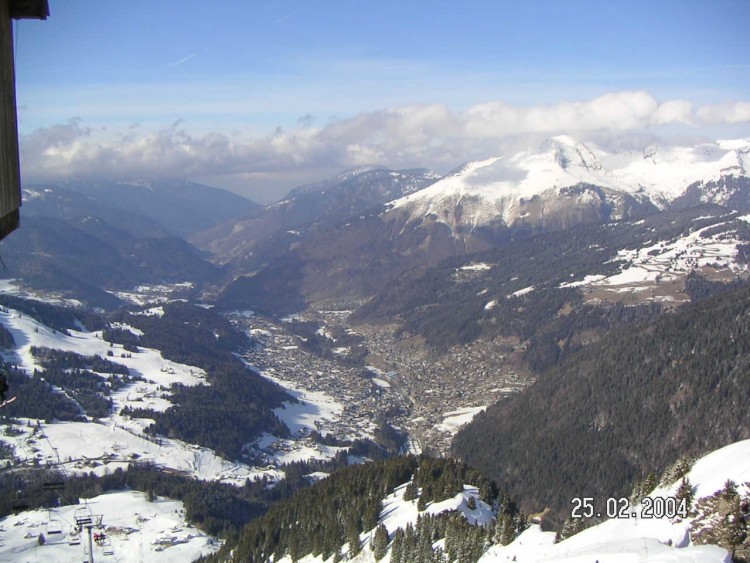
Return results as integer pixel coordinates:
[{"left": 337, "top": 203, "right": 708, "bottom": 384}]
[
  {"left": 0, "top": 0, "right": 23, "bottom": 241},
  {"left": 9, "top": 0, "right": 48, "bottom": 20}
]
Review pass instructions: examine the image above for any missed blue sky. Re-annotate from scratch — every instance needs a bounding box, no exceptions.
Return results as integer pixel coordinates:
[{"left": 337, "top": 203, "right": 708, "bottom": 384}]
[{"left": 13, "top": 0, "right": 750, "bottom": 200}]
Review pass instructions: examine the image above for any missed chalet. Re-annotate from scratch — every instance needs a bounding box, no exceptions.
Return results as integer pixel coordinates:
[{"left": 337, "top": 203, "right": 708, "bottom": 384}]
[{"left": 0, "top": 0, "right": 48, "bottom": 240}]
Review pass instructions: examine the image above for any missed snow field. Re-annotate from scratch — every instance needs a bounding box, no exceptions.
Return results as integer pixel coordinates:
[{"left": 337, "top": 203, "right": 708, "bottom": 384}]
[
  {"left": 259, "top": 370, "right": 344, "bottom": 438},
  {"left": 243, "top": 368, "right": 355, "bottom": 465},
  {"left": 0, "top": 490, "right": 220, "bottom": 563},
  {"left": 393, "top": 138, "right": 749, "bottom": 218},
  {"left": 276, "top": 481, "right": 494, "bottom": 563},
  {"left": 600, "top": 223, "right": 745, "bottom": 285},
  {"left": 435, "top": 406, "right": 487, "bottom": 434},
  {"left": 560, "top": 220, "right": 749, "bottom": 296},
  {"left": 0, "top": 306, "right": 282, "bottom": 485}
]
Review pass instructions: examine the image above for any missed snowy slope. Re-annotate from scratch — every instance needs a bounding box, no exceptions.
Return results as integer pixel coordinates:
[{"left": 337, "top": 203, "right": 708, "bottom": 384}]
[
  {"left": 379, "top": 483, "right": 494, "bottom": 531},
  {"left": 0, "top": 306, "right": 283, "bottom": 485},
  {"left": 610, "top": 141, "right": 749, "bottom": 203},
  {"left": 480, "top": 440, "right": 750, "bottom": 562},
  {"left": 250, "top": 370, "right": 348, "bottom": 466},
  {"left": 559, "top": 215, "right": 749, "bottom": 297},
  {"left": 388, "top": 137, "right": 750, "bottom": 232},
  {"left": 0, "top": 491, "right": 219, "bottom": 563},
  {"left": 270, "top": 440, "right": 749, "bottom": 563},
  {"left": 276, "top": 481, "right": 494, "bottom": 563}
]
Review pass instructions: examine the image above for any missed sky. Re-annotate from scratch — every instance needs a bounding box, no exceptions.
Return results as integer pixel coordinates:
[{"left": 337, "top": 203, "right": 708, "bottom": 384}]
[{"left": 13, "top": 0, "right": 750, "bottom": 202}]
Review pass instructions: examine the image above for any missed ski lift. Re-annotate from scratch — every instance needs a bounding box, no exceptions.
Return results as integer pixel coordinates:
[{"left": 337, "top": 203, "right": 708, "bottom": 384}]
[
  {"left": 68, "top": 526, "right": 81, "bottom": 546},
  {"left": 74, "top": 506, "right": 93, "bottom": 527},
  {"left": 46, "top": 517, "right": 63, "bottom": 535},
  {"left": 42, "top": 480, "right": 65, "bottom": 492},
  {"left": 102, "top": 536, "right": 114, "bottom": 556}
]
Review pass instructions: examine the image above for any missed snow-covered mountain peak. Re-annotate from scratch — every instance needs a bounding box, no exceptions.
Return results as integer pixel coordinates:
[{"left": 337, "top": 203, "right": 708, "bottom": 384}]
[
  {"left": 389, "top": 137, "right": 621, "bottom": 228},
  {"left": 717, "top": 137, "right": 750, "bottom": 151},
  {"left": 543, "top": 135, "right": 604, "bottom": 173},
  {"left": 609, "top": 139, "right": 750, "bottom": 202},
  {"left": 390, "top": 137, "right": 750, "bottom": 232}
]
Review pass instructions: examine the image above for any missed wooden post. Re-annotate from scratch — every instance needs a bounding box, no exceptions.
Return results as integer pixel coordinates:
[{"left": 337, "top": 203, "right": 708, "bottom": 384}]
[{"left": 0, "top": 0, "right": 22, "bottom": 241}]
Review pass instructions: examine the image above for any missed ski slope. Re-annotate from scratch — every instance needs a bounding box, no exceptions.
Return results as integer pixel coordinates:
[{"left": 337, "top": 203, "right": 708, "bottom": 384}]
[
  {"left": 0, "top": 305, "right": 283, "bottom": 485},
  {"left": 0, "top": 491, "right": 219, "bottom": 563}
]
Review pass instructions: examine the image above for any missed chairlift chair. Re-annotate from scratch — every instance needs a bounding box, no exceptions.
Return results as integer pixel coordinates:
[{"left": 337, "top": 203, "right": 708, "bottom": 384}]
[
  {"left": 46, "top": 517, "right": 63, "bottom": 535},
  {"left": 102, "top": 536, "right": 114, "bottom": 556},
  {"left": 74, "top": 506, "right": 93, "bottom": 527}
]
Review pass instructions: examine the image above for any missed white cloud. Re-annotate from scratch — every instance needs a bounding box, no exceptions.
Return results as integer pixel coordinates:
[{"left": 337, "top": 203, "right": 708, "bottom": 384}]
[
  {"left": 651, "top": 99, "right": 693, "bottom": 125},
  {"left": 20, "top": 91, "right": 750, "bottom": 201},
  {"left": 696, "top": 101, "right": 750, "bottom": 124}
]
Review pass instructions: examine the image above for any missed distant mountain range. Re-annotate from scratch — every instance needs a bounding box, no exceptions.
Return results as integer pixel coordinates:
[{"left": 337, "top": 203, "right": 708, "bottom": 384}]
[
  {"left": 0, "top": 178, "right": 254, "bottom": 307},
  {"left": 2, "top": 137, "right": 749, "bottom": 314},
  {"left": 212, "top": 137, "right": 750, "bottom": 314},
  {"left": 379, "top": 136, "right": 749, "bottom": 251},
  {"left": 50, "top": 177, "right": 260, "bottom": 237},
  {"left": 191, "top": 167, "right": 439, "bottom": 270}
]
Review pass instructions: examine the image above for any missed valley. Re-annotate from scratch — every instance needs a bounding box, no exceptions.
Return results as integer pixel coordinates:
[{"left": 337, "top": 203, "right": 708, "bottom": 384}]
[
  {"left": 5, "top": 2, "right": 750, "bottom": 559},
  {"left": 1, "top": 138, "right": 750, "bottom": 562},
  {"left": 233, "top": 308, "right": 531, "bottom": 456}
]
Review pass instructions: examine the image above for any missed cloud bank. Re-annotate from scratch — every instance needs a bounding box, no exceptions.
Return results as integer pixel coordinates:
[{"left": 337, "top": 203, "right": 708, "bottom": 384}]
[{"left": 20, "top": 91, "right": 750, "bottom": 201}]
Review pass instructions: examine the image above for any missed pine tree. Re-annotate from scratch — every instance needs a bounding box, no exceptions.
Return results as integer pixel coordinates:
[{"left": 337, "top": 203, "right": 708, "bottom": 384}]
[
  {"left": 660, "top": 456, "right": 694, "bottom": 486},
  {"left": 675, "top": 478, "right": 694, "bottom": 512},
  {"left": 721, "top": 505, "right": 746, "bottom": 559},
  {"left": 432, "top": 545, "right": 446, "bottom": 562},
  {"left": 391, "top": 528, "right": 405, "bottom": 563},
  {"left": 720, "top": 479, "right": 738, "bottom": 501},
  {"left": 717, "top": 480, "right": 746, "bottom": 557},
  {"left": 404, "top": 523, "right": 417, "bottom": 562},
  {"left": 512, "top": 513, "right": 528, "bottom": 536},
  {"left": 642, "top": 472, "right": 657, "bottom": 496},
  {"left": 347, "top": 519, "right": 361, "bottom": 557},
  {"left": 555, "top": 517, "right": 590, "bottom": 542},
  {"left": 417, "top": 521, "right": 433, "bottom": 561},
  {"left": 403, "top": 482, "right": 418, "bottom": 502},
  {"left": 371, "top": 524, "right": 389, "bottom": 561},
  {"left": 493, "top": 513, "right": 515, "bottom": 546}
]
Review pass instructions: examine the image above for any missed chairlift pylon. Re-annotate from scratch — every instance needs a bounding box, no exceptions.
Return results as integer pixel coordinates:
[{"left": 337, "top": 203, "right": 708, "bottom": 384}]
[{"left": 10, "top": 489, "right": 29, "bottom": 512}]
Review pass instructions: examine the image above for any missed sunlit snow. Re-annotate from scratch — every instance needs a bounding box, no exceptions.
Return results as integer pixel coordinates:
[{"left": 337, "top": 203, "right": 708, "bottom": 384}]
[{"left": 0, "top": 491, "right": 219, "bottom": 563}]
